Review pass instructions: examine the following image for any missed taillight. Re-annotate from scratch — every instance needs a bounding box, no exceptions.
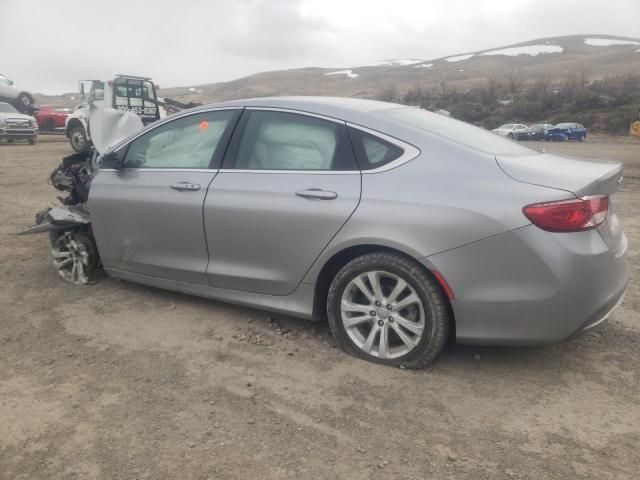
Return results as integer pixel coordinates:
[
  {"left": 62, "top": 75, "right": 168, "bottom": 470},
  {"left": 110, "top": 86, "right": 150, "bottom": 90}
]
[{"left": 523, "top": 195, "right": 609, "bottom": 232}]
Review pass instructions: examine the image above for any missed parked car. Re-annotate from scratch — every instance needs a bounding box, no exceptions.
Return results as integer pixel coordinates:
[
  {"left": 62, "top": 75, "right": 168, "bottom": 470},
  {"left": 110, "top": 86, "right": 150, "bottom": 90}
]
[
  {"left": 491, "top": 123, "right": 528, "bottom": 138},
  {"left": 515, "top": 123, "right": 554, "bottom": 141},
  {"left": 35, "top": 105, "right": 72, "bottom": 132},
  {"left": 544, "top": 123, "right": 587, "bottom": 142},
  {"left": 0, "top": 73, "right": 36, "bottom": 114},
  {"left": 22, "top": 98, "right": 628, "bottom": 368},
  {"left": 0, "top": 101, "right": 38, "bottom": 144}
]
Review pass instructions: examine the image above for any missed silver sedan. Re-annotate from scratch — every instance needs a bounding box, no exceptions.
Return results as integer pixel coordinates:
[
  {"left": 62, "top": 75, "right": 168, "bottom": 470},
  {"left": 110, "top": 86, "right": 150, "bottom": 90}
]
[{"left": 33, "top": 97, "right": 630, "bottom": 368}]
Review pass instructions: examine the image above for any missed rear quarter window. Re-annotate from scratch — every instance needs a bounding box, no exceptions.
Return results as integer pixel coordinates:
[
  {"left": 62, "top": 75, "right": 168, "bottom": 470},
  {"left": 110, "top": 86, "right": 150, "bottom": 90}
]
[{"left": 348, "top": 127, "right": 404, "bottom": 170}]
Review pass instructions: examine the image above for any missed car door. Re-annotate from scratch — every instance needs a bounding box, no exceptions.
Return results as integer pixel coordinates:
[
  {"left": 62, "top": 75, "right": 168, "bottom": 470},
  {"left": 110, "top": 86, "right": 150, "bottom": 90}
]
[
  {"left": 89, "top": 108, "right": 241, "bottom": 284},
  {"left": 203, "top": 108, "right": 361, "bottom": 295}
]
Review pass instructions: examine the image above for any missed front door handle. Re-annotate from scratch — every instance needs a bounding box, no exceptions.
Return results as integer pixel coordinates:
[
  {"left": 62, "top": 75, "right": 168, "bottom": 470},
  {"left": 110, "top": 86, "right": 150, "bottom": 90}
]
[
  {"left": 170, "top": 182, "right": 201, "bottom": 192},
  {"left": 295, "top": 188, "right": 338, "bottom": 200}
]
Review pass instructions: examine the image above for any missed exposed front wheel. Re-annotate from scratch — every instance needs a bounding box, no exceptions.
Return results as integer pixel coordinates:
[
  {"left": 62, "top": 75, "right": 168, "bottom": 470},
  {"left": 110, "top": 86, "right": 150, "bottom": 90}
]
[
  {"left": 327, "top": 252, "right": 450, "bottom": 368},
  {"left": 50, "top": 231, "right": 99, "bottom": 285}
]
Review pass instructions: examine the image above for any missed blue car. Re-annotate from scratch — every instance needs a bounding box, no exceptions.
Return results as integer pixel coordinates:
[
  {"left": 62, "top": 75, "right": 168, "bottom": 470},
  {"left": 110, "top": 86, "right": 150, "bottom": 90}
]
[{"left": 544, "top": 123, "right": 587, "bottom": 142}]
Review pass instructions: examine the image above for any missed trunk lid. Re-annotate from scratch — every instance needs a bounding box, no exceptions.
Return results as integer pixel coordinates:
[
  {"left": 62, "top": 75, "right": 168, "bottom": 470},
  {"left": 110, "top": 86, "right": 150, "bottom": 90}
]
[
  {"left": 496, "top": 153, "right": 623, "bottom": 197},
  {"left": 497, "top": 153, "right": 625, "bottom": 250}
]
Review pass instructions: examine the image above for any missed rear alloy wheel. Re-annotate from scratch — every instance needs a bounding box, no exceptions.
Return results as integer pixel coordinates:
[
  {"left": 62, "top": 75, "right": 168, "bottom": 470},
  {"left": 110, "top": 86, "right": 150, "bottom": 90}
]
[
  {"left": 51, "top": 231, "right": 99, "bottom": 284},
  {"left": 327, "top": 252, "right": 450, "bottom": 368}
]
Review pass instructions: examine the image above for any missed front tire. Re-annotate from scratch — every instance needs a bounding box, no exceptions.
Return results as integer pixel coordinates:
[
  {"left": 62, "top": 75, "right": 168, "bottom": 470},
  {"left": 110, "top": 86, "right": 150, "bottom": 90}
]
[
  {"left": 28, "top": 135, "right": 37, "bottom": 145},
  {"left": 327, "top": 252, "right": 450, "bottom": 368},
  {"left": 69, "top": 125, "right": 90, "bottom": 153}
]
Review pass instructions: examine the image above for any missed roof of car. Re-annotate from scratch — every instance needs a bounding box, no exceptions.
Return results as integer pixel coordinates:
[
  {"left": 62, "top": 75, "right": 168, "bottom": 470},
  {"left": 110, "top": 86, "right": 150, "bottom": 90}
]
[{"left": 197, "top": 96, "right": 408, "bottom": 124}]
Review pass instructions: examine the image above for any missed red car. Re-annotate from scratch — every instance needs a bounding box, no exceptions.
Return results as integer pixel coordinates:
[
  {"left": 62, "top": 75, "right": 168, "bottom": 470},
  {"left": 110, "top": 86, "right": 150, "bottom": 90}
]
[{"left": 35, "top": 105, "right": 72, "bottom": 132}]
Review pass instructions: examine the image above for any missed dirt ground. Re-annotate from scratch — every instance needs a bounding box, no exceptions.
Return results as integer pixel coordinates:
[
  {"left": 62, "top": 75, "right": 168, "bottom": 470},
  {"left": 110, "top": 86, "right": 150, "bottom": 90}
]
[{"left": 0, "top": 134, "right": 638, "bottom": 480}]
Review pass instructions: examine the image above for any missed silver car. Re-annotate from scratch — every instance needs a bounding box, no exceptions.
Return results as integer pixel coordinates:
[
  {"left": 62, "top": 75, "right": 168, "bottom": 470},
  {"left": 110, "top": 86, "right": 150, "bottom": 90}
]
[
  {"left": 30, "top": 97, "right": 630, "bottom": 368},
  {"left": 0, "top": 73, "right": 35, "bottom": 113}
]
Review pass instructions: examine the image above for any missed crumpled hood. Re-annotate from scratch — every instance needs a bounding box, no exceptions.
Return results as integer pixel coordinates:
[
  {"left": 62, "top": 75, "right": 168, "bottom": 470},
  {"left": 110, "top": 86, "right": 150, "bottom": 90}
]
[{"left": 88, "top": 104, "right": 144, "bottom": 154}]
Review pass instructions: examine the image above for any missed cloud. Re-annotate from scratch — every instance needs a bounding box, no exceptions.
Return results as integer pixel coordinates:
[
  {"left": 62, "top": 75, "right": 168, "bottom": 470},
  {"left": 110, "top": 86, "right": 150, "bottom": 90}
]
[{"left": 0, "top": 0, "right": 638, "bottom": 93}]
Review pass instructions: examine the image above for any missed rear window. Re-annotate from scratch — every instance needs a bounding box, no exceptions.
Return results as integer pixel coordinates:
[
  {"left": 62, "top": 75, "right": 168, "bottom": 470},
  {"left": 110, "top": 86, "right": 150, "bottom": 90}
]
[
  {"left": 348, "top": 127, "right": 403, "bottom": 170},
  {"left": 381, "top": 108, "right": 537, "bottom": 157}
]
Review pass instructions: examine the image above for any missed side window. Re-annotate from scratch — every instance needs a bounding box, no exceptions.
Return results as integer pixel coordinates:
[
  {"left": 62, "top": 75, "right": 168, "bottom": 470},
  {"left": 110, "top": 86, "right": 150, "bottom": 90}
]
[
  {"left": 233, "top": 110, "right": 357, "bottom": 171},
  {"left": 348, "top": 127, "right": 404, "bottom": 170},
  {"left": 90, "top": 82, "right": 105, "bottom": 102},
  {"left": 124, "top": 110, "right": 236, "bottom": 169}
]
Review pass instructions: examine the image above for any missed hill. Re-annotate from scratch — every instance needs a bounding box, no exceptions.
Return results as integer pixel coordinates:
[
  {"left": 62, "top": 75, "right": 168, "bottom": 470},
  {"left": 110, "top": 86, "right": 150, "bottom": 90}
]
[{"left": 35, "top": 34, "right": 640, "bottom": 132}]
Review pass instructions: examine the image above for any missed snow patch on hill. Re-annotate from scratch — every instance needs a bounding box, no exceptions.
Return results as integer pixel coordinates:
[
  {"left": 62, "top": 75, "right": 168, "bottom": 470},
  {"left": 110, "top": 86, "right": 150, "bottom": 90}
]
[
  {"left": 584, "top": 38, "right": 639, "bottom": 46},
  {"left": 325, "top": 70, "right": 359, "bottom": 79},
  {"left": 481, "top": 45, "right": 563, "bottom": 56},
  {"left": 414, "top": 63, "right": 433, "bottom": 68},
  {"left": 445, "top": 54, "right": 474, "bottom": 63},
  {"left": 369, "top": 59, "right": 424, "bottom": 67}
]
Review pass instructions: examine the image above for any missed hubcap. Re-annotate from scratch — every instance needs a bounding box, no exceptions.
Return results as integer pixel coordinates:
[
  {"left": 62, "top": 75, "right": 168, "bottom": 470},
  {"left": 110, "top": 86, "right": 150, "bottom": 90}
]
[
  {"left": 72, "top": 131, "right": 84, "bottom": 149},
  {"left": 51, "top": 233, "right": 91, "bottom": 284},
  {"left": 340, "top": 270, "right": 426, "bottom": 359}
]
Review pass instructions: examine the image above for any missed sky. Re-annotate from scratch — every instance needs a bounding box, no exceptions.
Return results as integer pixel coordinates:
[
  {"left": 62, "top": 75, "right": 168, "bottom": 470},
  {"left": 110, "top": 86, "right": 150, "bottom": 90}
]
[{"left": 1, "top": 0, "right": 638, "bottom": 94}]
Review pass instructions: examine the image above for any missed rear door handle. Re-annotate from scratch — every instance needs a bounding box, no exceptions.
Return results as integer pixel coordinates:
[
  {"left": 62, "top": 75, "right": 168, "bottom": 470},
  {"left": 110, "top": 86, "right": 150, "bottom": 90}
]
[
  {"left": 170, "top": 182, "right": 201, "bottom": 192},
  {"left": 295, "top": 188, "right": 338, "bottom": 200}
]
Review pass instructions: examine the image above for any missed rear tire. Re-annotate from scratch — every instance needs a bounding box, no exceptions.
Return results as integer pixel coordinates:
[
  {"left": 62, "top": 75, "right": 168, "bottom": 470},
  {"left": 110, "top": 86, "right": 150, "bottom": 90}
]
[
  {"left": 327, "top": 252, "right": 450, "bottom": 368},
  {"left": 43, "top": 118, "right": 56, "bottom": 132}
]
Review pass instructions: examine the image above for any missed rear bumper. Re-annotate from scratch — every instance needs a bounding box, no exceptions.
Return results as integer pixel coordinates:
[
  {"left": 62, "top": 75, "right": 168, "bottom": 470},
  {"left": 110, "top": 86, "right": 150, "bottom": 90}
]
[{"left": 424, "top": 225, "right": 629, "bottom": 345}]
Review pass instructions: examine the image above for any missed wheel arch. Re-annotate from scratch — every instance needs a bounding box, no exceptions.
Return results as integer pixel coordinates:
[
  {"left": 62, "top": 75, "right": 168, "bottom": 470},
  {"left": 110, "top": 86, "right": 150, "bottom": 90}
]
[
  {"left": 65, "top": 117, "right": 85, "bottom": 137},
  {"left": 311, "top": 243, "right": 456, "bottom": 340}
]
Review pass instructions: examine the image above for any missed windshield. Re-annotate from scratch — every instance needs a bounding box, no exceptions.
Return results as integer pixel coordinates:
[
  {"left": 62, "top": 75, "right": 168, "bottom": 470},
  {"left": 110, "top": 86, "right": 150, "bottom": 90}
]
[
  {"left": 498, "top": 124, "right": 515, "bottom": 129},
  {"left": 554, "top": 123, "right": 573, "bottom": 128},
  {"left": 381, "top": 108, "right": 537, "bottom": 157},
  {"left": 0, "top": 102, "right": 18, "bottom": 113}
]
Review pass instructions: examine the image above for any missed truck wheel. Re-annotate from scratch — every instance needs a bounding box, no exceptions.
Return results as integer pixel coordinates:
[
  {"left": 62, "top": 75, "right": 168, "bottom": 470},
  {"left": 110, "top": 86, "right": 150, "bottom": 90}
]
[
  {"left": 69, "top": 126, "right": 90, "bottom": 153},
  {"left": 28, "top": 135, "right": 38, "bottom": 145},
  {"left": 17, "top": 93, "right": 34, "bottom": 113}
]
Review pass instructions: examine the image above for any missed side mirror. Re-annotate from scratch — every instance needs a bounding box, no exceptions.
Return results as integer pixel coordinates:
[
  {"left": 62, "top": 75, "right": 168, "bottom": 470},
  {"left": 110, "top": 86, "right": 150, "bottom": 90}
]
[{"left": 100, "top": 151, "right": 124, "bottom": 170}]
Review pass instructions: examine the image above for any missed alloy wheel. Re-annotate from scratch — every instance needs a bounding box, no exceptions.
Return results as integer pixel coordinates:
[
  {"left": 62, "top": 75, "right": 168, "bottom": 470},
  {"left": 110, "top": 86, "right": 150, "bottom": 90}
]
[
  {"left": 51, "top": 232, "right": 93, "bottom": 284},
  {"left": 340, "top": 270, "right": 425, "bottom": 359}
]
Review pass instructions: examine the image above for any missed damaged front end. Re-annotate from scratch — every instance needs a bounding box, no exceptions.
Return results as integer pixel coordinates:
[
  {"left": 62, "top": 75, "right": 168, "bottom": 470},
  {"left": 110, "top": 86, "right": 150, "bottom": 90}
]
[
  {"left": 16, "top": 153, "right": 100, "bottom": 284},
  {"left": 16, "top": 105, "right": 144, "bottom": 285}
]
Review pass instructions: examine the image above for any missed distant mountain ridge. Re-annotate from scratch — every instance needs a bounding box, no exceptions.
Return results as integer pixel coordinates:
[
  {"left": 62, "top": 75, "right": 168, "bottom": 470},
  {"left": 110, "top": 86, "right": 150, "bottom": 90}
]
[{"left": 35, "top": 34, "right": 640, "bottom": 107}]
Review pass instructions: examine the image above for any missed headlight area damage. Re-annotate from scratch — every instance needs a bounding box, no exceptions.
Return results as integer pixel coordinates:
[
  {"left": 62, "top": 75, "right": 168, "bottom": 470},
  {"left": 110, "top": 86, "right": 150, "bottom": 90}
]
[
  {"left": 16, "top": 153, "right": 99, "bottom": 284},
  {"left": 14, "top": 106, "right": 144, "bottom": 285}
]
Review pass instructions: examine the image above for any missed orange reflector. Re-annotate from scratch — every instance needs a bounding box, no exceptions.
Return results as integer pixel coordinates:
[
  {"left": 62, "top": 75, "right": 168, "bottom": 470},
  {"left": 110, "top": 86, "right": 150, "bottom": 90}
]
[
  {"left": 199, "top": 120, "right": 208, "bottom": 130},
  {"left": 432, "top": 270, "right": 455, "bottom": 300}
]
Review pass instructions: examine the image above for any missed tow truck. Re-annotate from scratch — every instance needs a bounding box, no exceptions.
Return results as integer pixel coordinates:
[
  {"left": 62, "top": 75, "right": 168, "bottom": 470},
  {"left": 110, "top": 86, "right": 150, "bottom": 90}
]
[{"left": 65, "top": 74, "right": 200, "bottom": 153}]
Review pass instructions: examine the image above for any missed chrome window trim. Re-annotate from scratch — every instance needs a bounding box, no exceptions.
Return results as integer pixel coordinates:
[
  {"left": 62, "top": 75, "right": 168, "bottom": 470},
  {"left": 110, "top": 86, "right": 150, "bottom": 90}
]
[
  {"left": 102, "top": 106, "right": 421, "bottom": 175},
  {"left": 346, "top": 123, "right": 421, "bottom": 174},
  {"left": 244, "top": 106, "right": 346, "bottom": 125}
]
